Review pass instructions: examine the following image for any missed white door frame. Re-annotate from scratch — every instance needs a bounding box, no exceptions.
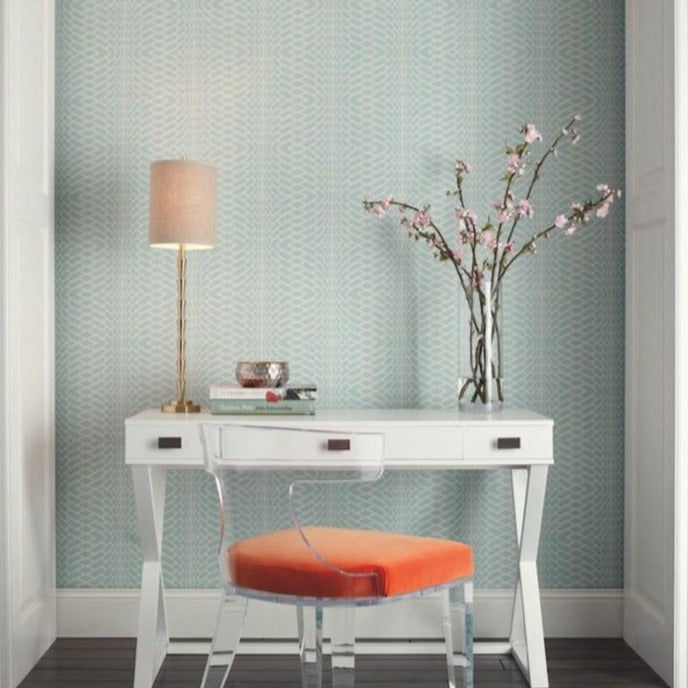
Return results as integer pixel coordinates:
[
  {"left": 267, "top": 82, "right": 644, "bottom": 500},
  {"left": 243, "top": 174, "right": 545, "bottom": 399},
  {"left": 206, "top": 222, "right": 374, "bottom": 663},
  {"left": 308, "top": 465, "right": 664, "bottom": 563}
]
[
  {"left": 625, "top": 1, "right": 679, "bottom": 684},
  {"left": 674, "top": 2, "right": 688, "bottom": 686},
  {"left": 1, "top": 1, "right": 56, "bottom": 686},
  {"left": 627, "top": 2, "right": 688, "bottom": 685},
  {"left": 1, "top": 2, "right": 12, "bottom": 683},
  {"left": 1, "top": 0, "right": 9, "bottom": 680}
]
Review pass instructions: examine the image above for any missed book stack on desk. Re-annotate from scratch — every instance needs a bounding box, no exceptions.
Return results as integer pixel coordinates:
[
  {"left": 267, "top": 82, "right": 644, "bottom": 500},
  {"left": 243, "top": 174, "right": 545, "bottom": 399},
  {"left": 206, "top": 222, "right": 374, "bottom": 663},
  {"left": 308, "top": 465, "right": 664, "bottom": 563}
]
[{"left": 208, "top": 383, "right": 317, "bottom": 415}]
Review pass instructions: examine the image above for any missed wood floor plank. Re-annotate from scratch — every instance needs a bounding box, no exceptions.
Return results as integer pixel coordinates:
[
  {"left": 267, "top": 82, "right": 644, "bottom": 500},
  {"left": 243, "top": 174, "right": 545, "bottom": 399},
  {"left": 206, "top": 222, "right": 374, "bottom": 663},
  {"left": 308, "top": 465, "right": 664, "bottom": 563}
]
[{"left": 18, "top": 638, "right": 668, "bottom": 687}]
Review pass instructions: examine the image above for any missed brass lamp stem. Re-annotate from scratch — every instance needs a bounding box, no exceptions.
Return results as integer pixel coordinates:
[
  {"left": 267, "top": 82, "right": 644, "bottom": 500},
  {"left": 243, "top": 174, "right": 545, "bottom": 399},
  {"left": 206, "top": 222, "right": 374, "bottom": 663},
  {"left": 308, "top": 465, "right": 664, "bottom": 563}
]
[{"left": 162, "top": 244, "right": 200, "bottom": 413}]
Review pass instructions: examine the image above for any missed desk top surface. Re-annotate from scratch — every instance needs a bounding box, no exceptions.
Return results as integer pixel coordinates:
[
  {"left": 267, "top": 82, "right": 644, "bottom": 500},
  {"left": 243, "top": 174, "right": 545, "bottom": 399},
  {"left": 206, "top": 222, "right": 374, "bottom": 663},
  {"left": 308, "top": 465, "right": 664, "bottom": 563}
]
[{"left": 126, "top": 407, "right": 553, "bottom": 426}]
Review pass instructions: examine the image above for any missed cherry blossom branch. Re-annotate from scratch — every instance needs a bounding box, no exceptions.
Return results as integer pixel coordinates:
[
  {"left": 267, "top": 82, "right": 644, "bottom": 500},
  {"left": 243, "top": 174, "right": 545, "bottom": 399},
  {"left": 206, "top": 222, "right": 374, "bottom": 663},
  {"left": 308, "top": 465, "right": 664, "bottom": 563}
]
[
  {"left": 494, "top": 118, "right": 577, "bottom": 268},
  {"left": 498, "top": 187, "right": 617, "bottom": 282},
  {"left": 363, "top": 117, "right": 621, "bottom": 405},
  {"left": 362, "top": 197, "right": 483, "bottom": 332}
]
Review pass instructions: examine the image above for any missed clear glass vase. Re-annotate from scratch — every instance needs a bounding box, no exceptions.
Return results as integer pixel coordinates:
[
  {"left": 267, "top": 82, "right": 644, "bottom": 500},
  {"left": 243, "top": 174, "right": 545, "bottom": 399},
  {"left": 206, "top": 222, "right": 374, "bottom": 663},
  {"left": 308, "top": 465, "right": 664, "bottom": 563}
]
[{"left": 458, "top": 279, "right": 503, "bottom": 412}]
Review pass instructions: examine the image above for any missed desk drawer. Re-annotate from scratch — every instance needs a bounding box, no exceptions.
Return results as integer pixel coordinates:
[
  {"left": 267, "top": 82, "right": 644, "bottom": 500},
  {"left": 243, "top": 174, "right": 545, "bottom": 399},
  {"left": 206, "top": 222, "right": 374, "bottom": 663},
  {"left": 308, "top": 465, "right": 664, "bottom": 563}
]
[
  {"left": 126, "top": 423, "right": 204, "bottom": 464},
  {"left": 384, "top": 426, "right": 461, "bottom": 462},
  {"left": 211, "top": 425, "right": 385, "bottom": 468},
  {"left": 462, "top": 425, "right": 552, "bottom": 461}
]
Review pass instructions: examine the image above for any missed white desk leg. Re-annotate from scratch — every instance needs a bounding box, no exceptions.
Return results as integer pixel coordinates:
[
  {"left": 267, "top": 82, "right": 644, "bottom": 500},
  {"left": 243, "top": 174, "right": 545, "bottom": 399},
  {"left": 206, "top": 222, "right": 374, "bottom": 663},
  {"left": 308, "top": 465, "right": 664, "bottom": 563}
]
[
  {"left": 131, "top": 465, "right": 169, "bottom": 688},
  {"left": 510, "top": 465, "right": 549, "bottom": 688}
]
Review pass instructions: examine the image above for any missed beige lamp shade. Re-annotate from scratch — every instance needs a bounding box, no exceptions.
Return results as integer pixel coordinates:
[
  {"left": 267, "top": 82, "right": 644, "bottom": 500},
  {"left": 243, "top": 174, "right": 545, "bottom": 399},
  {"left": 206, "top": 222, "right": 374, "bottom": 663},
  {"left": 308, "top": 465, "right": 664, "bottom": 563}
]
[{"left": 149, "top": 159, "right": 216, "bottom": 249}]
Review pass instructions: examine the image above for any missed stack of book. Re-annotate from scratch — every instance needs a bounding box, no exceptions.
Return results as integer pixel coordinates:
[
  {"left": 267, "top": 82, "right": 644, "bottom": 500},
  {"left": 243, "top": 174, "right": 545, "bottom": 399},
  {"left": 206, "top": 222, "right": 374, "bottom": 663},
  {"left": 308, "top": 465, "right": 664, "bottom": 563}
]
[{"left": 208, "top": 382, "right": 317, "bottom": 415}]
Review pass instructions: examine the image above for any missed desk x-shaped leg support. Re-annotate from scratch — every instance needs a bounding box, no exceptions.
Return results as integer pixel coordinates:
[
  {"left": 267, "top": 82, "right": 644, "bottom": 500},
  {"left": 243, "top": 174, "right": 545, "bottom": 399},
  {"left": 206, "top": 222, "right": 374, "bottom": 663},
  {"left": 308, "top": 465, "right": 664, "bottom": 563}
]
[
  {"left": 131, "top": 465, "right": 169, "bottom": 688},
  {"left": 510, "top": 465, "right": 549, "bottom": 688}
]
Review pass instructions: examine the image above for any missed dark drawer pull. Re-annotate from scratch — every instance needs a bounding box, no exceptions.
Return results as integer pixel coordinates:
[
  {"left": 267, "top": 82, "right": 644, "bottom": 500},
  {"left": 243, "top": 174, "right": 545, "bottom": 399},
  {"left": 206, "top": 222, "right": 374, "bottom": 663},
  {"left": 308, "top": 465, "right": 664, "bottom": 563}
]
[
  {"left": 497, "top": 437, "right": 521, "bottom": 450},
  {"left": 158, "top": 436, "right": 182, "bottom": 449},
  {"left": 327, "top": 438, "right": 350, "bottom": 451}
]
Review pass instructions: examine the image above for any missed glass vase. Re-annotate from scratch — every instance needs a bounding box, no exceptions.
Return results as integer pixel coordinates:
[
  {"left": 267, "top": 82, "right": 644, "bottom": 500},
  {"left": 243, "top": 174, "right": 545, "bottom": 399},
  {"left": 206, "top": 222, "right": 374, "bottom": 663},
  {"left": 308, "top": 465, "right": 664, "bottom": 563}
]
[{"left": 458, "top": 278, "right": 503, "bottom": 412}]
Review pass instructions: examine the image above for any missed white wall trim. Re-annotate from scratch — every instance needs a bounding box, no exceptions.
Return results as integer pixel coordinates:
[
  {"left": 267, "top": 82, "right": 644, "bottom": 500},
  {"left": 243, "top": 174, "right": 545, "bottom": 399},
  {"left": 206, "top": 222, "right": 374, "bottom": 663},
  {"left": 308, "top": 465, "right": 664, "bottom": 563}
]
[
  {"left": 0, "top": 0, "right": 11, "bottom": 683},
  {"left": 57, "top": 588, "right": 623, "bottom": 645},
  {"left": 674, "top": 0, "right": 688, "bottom": 685}
]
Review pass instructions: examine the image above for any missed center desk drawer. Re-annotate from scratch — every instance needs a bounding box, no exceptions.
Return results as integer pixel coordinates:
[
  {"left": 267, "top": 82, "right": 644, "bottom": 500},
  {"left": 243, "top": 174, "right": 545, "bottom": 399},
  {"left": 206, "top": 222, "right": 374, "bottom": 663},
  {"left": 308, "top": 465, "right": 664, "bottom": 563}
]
[
  {"left": 384, "top": 426, "right": 462, "bottom": 462},
  {"left": 462, "top": 424, "right": 552, "bottom": 461},
  {"left": 211, "top": 426, "right": 385, "bottom": 467}
]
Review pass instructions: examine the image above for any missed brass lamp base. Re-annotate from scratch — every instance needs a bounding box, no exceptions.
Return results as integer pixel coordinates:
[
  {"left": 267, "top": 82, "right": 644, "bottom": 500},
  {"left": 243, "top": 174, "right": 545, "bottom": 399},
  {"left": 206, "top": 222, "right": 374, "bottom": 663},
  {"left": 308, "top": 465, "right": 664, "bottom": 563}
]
[{"left": 162, "top": 399, "right": 201, "bottom": 413}]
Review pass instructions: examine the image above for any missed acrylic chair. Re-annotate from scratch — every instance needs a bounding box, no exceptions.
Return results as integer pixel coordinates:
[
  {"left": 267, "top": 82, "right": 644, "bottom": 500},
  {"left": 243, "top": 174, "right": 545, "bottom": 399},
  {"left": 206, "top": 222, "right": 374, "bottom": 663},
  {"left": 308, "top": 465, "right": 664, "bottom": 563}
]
[{"left": 199, "top": 422, "right": 474, "bottom": 688}]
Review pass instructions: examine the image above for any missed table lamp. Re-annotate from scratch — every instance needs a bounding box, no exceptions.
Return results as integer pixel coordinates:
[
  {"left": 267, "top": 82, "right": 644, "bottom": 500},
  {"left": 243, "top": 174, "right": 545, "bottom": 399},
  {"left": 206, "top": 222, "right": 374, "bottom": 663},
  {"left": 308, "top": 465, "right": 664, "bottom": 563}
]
[{"left": 149, "top": 159, "right": 216, "bottom": 413}]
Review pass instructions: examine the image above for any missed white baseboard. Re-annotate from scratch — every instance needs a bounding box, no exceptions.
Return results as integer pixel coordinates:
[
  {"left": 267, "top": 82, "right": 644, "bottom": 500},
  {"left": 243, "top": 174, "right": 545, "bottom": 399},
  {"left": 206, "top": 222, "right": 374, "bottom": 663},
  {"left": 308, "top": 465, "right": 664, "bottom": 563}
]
[{"left": 56, "top": 588, "right": 623, "bottom": 643}]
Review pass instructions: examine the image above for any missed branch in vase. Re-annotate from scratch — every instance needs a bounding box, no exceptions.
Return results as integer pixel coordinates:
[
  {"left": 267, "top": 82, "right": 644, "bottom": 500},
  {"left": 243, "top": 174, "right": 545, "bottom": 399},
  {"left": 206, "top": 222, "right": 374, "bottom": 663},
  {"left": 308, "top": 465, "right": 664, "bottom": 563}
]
[{"left": 364, "top": 116, "right": 621, "bottom": 407}]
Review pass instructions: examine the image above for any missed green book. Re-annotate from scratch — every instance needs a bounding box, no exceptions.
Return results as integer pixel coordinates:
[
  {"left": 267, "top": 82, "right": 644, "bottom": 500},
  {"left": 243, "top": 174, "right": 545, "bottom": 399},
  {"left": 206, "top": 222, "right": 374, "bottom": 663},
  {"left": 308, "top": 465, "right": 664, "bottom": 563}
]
[{"left": 208, "top": 398, "right": 316, "bottom": 415}]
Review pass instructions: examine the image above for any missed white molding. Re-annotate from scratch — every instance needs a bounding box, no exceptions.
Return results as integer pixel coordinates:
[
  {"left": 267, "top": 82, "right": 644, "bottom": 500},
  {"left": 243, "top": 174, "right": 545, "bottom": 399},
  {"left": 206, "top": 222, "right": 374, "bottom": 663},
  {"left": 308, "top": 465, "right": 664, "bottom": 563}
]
[
  {"left": 625, "top": 2, "right": 676, "bottom": 684},
  {"left": 674, "top": 0, "right": 688, "bottom": 685},
  {"left": 0, "top": 1, "right": 10, "bottom": 685},
  {"left": 56, "top": 588, "right": 623, "bottom": 645}
]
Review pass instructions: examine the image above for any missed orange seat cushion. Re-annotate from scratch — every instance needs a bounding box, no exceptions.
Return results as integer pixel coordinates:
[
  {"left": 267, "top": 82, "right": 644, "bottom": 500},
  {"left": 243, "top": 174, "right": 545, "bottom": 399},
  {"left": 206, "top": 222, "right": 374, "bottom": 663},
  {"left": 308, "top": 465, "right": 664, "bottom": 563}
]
[{"left": 227, "top": 526, "right": 473, "bottom": 599}]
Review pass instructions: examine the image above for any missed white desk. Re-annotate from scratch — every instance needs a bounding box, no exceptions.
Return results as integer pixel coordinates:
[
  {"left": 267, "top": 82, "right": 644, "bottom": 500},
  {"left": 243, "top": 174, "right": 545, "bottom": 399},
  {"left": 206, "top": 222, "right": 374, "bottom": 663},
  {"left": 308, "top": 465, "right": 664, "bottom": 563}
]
[{"left": 125, "top": 408, "right": 554, "bottom": 688}]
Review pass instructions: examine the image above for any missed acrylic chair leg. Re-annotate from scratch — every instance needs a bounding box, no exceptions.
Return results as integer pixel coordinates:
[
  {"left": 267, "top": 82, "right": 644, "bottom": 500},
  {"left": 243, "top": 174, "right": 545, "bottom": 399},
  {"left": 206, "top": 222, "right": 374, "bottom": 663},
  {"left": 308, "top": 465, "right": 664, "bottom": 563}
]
[
  {"left": 442, "top": 582, "right": 474, "bottom": 688},
  {"left": 329, "top": 606, "right": 356, "bottom": 688},
  {"left": 297, "top": 605, "right": 323, "bottom": 688},
  {"left": 199, "top": 595, "right": 248, "bottom": 688},
  {"left": 463, "top": 581, "right": 474, "bottom": 688}
]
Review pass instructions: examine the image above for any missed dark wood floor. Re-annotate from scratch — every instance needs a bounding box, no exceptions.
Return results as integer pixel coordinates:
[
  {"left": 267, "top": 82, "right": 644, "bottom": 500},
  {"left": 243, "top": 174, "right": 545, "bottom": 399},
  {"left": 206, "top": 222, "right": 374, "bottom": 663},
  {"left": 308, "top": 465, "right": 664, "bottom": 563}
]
[{"left": 18, "top": 638, "right": 669, "bottom": 687}]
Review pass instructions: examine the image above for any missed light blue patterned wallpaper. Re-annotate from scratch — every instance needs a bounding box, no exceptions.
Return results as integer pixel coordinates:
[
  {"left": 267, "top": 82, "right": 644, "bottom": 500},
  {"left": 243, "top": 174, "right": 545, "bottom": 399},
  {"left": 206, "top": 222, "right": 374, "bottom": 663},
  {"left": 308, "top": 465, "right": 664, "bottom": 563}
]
[{"left": 55, "top": 1, "right": 625, "bottom": 589}]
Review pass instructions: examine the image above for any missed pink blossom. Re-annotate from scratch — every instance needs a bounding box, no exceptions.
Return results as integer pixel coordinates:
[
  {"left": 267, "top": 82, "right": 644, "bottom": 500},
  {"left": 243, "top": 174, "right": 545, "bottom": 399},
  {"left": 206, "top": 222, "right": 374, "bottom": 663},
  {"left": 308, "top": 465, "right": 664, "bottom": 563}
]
[
  {"left": 506, "top": 152, "right": 521, "bottom": 173},
  {"left": 372, "top": 196, "right": 394, "bottom": 217},
  {"left": 474, "top": 231, "right": 485, "bottom": 245},
  {"left": 456, "top": 207, "right": 477, "bottom": 232},
  {"left": 522, "top": 123, "right": 542, "bottom": 144},
  {"left": 570, "top": 202, "right": 587, "bottom": 221},
  {"left": 452, "top": 247, "right": 464, "bottom": 261},
  {"left": 596, "top": 203, "right": 610, "bottom": 218},
  {"left": 456, "top": 207, "right": 477, "bottom": 223},
  {"left": 555, "top": 214, "right": 568, "bottom": 229},
  {"left": 494, "top": 198, "right": 512, "bottom": 224},
  {"left": 484, "top": 232, "right": 498, "bottom": 251},
  {"left": 571, "top": 132, "right": 581, "bottom": 145},
  {"left": 504, "top": 240, "right": 516, "bottom": 253},
  {"left": 455, "top": 160, "right": 472, "bottom": 174},
  {"left": 413, "top": 210, "right": 432, "bottom": 227},
  {"left": 518, "top": 199, "right": 534, "bottom": 219},
  {"left": 564, "top": 225, "right": 577, "bottom": 235}
]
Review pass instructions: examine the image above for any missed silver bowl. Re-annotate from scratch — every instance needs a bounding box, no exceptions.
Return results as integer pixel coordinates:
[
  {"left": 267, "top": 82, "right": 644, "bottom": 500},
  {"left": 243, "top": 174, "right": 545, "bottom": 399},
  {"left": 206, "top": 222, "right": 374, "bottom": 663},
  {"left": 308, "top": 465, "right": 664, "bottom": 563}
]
[{"left": 235, "top": 361, "right": 289, "bottom": 388}]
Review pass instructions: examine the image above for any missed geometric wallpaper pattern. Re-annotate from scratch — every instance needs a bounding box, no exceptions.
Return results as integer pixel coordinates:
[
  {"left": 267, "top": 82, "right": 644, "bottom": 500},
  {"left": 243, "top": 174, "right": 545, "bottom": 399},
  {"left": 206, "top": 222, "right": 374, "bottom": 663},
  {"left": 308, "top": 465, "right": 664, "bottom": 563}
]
[{"left": 55, "top": 0, "right": 625, "bottom": 589}]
